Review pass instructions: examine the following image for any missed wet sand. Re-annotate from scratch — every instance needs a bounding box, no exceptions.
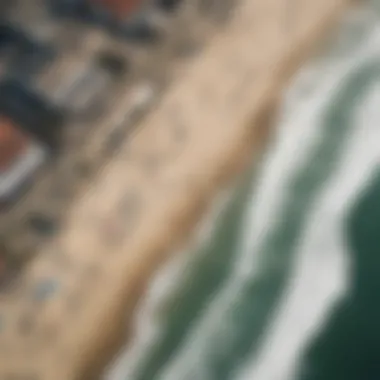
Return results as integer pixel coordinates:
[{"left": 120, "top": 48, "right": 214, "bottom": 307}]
[{"left": 0, "top": 1, "right": 350, "bottom": 379}]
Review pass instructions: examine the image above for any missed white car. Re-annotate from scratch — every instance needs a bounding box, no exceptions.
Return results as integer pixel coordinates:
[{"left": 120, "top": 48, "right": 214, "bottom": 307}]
[{"left": 0, "top": 117, "right": 47, "bottom": 206}]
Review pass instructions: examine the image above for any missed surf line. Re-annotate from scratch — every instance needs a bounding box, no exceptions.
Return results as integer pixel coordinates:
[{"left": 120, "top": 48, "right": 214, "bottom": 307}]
[
  {"left": 236, "top": 65, "right": 380, "bottom": 380},
  {"left": 104, "top": 182, "right": 243, "bottom": 380},
  {"left": 115, "top": 160, "right": 261, "bottom": 380},
  {"left": 155, "top": 34, "right": 380, "bottom": 380}
]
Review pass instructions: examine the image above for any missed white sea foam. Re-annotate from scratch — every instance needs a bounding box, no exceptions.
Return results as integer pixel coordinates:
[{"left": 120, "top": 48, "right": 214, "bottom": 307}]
[
  {"left": 106, "top": 8, "right": 380, "bottom": 380},
  {"left": 155, "top": 18, "right": 380, "bottom": 380},
  {"left": 236, "top": 77, "right": 380, "bottom": 380},
  {"left": 104, "top": 186, "right": 235, "bottom": 380}
]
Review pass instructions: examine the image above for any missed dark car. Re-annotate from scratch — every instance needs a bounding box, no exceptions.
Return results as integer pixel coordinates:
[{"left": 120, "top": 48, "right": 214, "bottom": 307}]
[
  {"left": 0, "top": 79, "right": 65, "bottom": 150},
  {"left": 0, "top": 22, "right": 54, "bottom": 80}
]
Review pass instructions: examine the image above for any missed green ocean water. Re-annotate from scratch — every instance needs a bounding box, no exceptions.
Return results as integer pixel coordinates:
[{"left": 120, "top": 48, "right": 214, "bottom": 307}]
[
  {"left": 106, "top": 3, "right": 380, "bottom": 380},
  {"left": 298, "top": 171, "right": 380, "bottom": 380}
]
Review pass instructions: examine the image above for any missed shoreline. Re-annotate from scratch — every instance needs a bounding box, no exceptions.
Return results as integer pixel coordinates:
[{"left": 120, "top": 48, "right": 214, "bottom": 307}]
[{"left": 0, "top": 1, "right": 350, "bottom": 379}]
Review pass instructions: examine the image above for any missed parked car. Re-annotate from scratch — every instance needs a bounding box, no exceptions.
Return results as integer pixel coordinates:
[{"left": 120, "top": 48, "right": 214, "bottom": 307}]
[
  {"left": 0, "top": 115, "right": 47, "bottom": 207},
  {"left": 0, "top": 22, "right": 54, "bottom": 80}
]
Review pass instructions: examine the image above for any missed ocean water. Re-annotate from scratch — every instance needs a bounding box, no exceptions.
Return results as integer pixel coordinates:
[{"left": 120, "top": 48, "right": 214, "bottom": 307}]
[{"left": 106, "top": 3, "right": 380, "bottom": 380}]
